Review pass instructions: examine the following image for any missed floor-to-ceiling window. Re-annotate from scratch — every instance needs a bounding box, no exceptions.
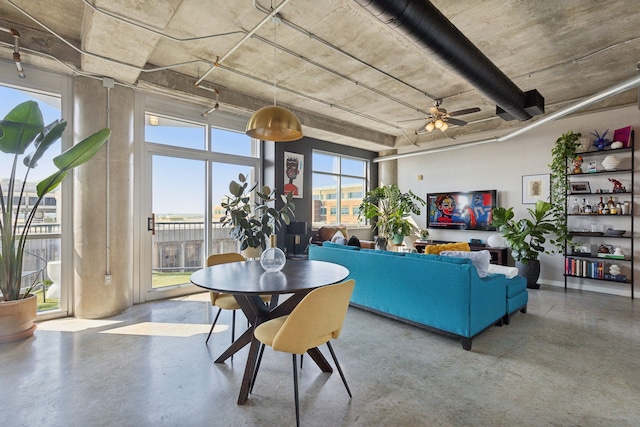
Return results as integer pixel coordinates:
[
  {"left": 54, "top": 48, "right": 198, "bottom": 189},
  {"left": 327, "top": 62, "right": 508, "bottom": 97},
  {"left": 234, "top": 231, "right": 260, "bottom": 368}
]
[
  {"left": 0, "top": 64, "right": 72, "bottom": 318},
  {"left": 140, "top": 97, "right": 259, "bottom": 301},
  {"left": 311, "top": 151, "right": 368, "bottom": 228}
]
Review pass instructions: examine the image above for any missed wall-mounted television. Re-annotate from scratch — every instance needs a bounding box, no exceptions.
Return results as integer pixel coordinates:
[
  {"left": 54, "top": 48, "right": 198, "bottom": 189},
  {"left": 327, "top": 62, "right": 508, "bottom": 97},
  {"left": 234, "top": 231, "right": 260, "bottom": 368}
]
[{"left": 426, "top": 190, "right": 498, "bottom": 231}]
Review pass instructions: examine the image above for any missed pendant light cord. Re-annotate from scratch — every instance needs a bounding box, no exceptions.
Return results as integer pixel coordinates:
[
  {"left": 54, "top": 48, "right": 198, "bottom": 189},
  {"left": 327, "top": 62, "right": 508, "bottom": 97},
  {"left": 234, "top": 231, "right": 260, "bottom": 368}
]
[{"left": 272, "top": 3, "right": 277, "bottom": 106}]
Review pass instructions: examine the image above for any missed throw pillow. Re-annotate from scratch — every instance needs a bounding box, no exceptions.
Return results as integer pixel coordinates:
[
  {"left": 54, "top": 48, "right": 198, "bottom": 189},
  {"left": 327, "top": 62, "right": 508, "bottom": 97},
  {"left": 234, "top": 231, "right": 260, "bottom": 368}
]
[
  {"left": 424, "top": 242, "right": 470, "bottom": 255},
  {"left": 348, "top": 235, "right": 361, "bottom": 247},
  {"left": 335, "top": 236, "right": 347, "bottom": 245},
  {"left": 440, "top": 250, "right": 491, "bottom": 278},
  {"left": 330, "top": 230, "right": 344, "bottom": 243}
]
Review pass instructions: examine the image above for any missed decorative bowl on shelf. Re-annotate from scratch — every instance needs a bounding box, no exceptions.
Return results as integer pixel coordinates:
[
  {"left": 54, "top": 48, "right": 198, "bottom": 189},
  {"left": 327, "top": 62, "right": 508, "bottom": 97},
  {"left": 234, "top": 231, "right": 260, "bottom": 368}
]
[
  {"left": 601, "top": 155, "right": 621, "bottom": 171},
  {"left": 604, "top": 228, "right": 625, "bottom": 236},
  {"left": 610, "top": 141, "right": 624, "bottom": 149}
]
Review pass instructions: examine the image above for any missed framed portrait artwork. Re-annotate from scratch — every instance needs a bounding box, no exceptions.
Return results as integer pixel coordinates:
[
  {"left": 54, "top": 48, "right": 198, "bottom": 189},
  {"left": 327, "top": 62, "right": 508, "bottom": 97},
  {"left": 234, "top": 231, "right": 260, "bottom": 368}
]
[
  {"left": 522, "top": 174, "right": 551, "bottom": 204},
  {"left": 284, "top": 151, "right": 303, "bottom": 198}
]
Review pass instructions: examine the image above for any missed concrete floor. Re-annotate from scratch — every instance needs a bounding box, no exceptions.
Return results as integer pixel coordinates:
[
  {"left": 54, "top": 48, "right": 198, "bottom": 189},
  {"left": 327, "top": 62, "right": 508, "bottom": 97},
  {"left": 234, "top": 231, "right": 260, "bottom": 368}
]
[{"left": 1, "top": 286, "right": 639, "bottom": 427}]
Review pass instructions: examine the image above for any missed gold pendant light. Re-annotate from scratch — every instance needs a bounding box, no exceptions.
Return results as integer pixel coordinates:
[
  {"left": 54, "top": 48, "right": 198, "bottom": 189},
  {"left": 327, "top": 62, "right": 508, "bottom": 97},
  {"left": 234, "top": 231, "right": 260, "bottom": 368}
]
[{"left": 246, "top": 10, "right": 303, "bottom": 142}]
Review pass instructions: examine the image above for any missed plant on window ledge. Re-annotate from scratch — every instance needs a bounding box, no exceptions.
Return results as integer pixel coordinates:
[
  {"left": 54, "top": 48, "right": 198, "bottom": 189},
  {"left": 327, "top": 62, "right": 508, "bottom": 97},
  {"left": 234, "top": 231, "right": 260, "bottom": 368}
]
[
  {"left": 548, "top": 130, "right": 581, "bottom": 253},
  {"left": 220, "top": 173, "right": 295, "bottom": 251},
  {"left": 1, "top": 101, "right": 111, "bottom": 303}
]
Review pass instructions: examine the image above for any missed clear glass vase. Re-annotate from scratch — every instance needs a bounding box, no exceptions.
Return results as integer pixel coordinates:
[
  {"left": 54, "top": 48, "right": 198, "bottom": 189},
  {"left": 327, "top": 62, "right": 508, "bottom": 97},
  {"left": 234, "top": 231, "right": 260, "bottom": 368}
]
[{"left": 260, "top": 247, "right": 286, "bottom": 272}]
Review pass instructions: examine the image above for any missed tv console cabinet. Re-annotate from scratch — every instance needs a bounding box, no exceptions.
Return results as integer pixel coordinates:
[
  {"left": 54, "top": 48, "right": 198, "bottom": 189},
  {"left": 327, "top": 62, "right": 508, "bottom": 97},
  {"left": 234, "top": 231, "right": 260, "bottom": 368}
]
[{"left": 413, "top": 241, "right": 509, "bottom": 266}]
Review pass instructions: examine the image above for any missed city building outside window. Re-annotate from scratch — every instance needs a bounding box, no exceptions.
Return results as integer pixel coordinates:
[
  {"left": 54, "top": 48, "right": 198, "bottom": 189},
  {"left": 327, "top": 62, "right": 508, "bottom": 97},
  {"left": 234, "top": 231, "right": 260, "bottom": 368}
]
[{"left": 311, "top": 151, "right": 368, "bottom": 228}]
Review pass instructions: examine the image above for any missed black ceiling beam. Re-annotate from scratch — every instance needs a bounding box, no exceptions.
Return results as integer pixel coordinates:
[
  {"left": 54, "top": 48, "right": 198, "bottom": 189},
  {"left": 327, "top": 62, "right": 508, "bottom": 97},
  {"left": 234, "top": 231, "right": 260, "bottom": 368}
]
[{"left": 355, "top": 0, "right": 544, "bottom": 121}]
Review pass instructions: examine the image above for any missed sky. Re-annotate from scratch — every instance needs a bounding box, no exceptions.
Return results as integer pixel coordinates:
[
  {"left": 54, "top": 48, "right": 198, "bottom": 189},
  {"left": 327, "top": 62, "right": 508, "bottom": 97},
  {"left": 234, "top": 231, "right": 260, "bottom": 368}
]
[{"left": 2, "top": 84, "right": 368, "bottom": 219}]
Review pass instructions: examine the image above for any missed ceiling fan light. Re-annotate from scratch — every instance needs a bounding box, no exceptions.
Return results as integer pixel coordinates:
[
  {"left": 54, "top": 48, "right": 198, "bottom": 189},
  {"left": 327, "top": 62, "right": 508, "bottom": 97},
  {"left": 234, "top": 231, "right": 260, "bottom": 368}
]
[
  {"left": 246, "top": 105, "right": 303, "bottom": 142},
  {"left": 425, "top": 122, "right": 435, "bottom": 132},
  {"left": 440, "top": 122, "right": 449, "bottom": 132},
  {"left": 434, "top": 119, "right": 443, "bottom": 129}
]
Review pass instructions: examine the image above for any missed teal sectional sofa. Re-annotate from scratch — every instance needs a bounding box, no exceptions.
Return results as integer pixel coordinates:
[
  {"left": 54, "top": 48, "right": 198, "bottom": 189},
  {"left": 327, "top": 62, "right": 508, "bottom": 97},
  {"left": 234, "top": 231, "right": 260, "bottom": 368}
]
[{"left": 309, "top": 243, "right": 527, "bottom": 350}]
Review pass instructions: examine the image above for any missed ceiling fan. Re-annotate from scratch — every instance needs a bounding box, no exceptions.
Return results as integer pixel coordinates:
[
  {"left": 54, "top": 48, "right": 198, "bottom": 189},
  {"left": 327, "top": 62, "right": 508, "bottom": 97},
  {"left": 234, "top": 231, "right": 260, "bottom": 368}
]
[{"left": 406, "top": 100, "right": 481, "bottom": 134}]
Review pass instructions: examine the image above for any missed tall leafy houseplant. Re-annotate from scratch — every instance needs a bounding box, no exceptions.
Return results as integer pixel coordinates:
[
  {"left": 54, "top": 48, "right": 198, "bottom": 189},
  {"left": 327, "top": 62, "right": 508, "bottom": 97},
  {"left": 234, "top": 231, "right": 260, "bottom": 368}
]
[
  {"left": 1, "top": 101, "right": 111, "bottom": 302},
  {"left": 220, "top": 173, "right": 295, "bottom": 251},
  {"left": 491, "top": 201, "right": 555, "bottom": 263},
  {"left": 549, "top": 130, "right": 581, "bottom": 253},
  {"left": 358, "top": 185, "right": 425, "bottom": 243},
  {"left": 491, "top": 201, "right": 555, "bottom": 289}
]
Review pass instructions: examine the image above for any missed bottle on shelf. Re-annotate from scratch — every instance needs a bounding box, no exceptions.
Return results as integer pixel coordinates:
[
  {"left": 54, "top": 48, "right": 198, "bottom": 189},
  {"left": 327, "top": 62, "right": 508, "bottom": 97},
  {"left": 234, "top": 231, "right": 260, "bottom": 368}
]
[
  {"left": 584, "top": 199, "right": 592, "bottom": 214},
  {"left": 570, "top": 198, "right": 580, "bottom": 214},
  {"left": 597, "top": 197, "right": 605, "bottom": 215},
  {"left": 580, "top": 198, "right": 586, "bottom": 214},
  {"left": 608, "top": 196, "right": 615, "bottom": 210},
  {"left": 616, "top": 202, "right": 622, "bottom": 215}
]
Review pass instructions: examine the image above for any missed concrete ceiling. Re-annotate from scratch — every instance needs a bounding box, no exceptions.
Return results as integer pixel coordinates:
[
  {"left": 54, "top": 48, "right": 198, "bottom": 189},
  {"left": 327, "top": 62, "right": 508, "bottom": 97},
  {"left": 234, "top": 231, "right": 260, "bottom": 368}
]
[{"left": 1, "top": 0, "right": 640, "bottom": 153}]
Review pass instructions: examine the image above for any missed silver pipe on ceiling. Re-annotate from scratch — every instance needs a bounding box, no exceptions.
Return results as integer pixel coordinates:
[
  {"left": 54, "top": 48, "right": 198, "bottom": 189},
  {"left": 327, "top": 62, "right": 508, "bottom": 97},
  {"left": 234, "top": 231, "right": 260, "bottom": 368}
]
[{"left": 355, "top": 0, "right": 535, "bottom": 121}]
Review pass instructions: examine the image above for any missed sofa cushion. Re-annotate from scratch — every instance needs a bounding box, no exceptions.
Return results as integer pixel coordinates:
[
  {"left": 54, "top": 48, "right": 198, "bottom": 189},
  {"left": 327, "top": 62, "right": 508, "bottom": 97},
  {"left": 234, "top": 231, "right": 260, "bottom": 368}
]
[
  {"left": 506, "top": 276, "right": 527, "bottom": 298},
  {"left": 440, "top": 250, "right": 491, "bottom": 278},
  {"left": 424, "top": 242, "right": 470, "bottom": 255},
  {"left": 322, "top": 241, "right": 359, "bottom": 250},
  {"left": 405, "top": 252, "right": 472, "bottom": 265}
]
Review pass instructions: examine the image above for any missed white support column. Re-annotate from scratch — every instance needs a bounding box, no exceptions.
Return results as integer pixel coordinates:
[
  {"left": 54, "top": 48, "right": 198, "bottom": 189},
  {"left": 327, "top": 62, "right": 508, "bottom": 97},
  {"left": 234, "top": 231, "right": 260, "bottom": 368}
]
[{"left": 73, "top": 77, "right": 134, "bottom": 318}]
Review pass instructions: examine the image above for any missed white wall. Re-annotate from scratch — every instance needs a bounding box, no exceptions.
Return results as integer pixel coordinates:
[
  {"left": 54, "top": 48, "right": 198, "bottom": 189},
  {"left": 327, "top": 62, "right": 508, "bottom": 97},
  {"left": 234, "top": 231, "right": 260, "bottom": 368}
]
[{"left": 397, "top": 105, "right": 639, "bottom": 298}]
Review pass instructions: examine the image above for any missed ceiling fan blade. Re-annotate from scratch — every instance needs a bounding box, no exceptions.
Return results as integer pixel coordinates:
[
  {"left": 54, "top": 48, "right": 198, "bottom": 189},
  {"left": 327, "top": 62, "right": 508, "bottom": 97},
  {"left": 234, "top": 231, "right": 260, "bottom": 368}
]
[
  {"left": 447, "top": 118, "right": 468, "bottom": 126},
  {"left": 397, "top": 117, "right": 425, "bottom": 124},
  {"left": 449, "top": 107, "right": 481, "bottom": 117}
]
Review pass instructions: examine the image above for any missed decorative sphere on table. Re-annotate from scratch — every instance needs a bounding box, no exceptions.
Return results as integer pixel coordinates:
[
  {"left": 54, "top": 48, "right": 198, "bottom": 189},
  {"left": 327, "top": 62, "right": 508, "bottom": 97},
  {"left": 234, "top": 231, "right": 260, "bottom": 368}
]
[
  {"left": 487, "top": 234, "right": 506, "bottom": 248},
  {"left": 260, "top": 247, "right": 286, "bottom": 272}
]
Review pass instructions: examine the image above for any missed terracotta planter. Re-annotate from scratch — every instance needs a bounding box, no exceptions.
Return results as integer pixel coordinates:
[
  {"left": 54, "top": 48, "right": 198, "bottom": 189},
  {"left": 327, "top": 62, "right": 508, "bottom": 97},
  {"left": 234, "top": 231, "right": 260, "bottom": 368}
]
[{"left": 0, "top": 294, "right": 37, "bottom": 343}]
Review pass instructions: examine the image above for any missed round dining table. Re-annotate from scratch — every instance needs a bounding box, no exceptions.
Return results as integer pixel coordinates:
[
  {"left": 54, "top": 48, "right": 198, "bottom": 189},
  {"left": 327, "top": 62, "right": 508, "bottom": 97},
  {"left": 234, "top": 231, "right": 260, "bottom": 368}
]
[{"left": 190, "top": 258, "right": 349, "bottom": 405}]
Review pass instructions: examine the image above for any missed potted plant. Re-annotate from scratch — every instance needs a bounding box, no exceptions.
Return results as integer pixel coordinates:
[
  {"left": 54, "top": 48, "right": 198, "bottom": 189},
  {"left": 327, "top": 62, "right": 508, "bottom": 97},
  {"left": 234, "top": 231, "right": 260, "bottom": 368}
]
[
  {"left": 358, "top": 184, "right": 425, "bottom": 249},
  {"left": 548, "top": 130, "right": 581, "bottom": 253},
  {"left": 0, "top": 101, "right": 110, "bottom": 342},
  {"left": 491, "top": 200, "right": 555, "bottom": 289},
  {"left": 220, "top": 173, "right": 295, "bottom": 257}
]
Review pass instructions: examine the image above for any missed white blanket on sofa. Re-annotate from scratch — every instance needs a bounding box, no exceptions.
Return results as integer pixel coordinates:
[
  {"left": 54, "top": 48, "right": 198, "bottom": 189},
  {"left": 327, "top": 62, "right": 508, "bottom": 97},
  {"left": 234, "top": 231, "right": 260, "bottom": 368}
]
[{"left": 486, "top": 264, "right": 519, "bottom": 279}]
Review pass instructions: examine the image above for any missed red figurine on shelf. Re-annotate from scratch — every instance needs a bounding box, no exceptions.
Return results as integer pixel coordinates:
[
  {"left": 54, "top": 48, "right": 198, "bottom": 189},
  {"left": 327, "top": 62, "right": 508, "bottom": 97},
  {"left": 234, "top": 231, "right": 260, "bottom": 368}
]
[{"left": 609, "top": 178, "right": 626, "bottom": 193}]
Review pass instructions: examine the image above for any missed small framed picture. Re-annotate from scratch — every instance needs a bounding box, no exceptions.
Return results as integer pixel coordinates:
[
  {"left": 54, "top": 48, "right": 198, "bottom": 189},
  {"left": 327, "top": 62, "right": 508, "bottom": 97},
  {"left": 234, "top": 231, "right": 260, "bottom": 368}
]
[
  {"left": 570, "top": 181, "right": 591, "bottom": 194},
  {"left": 522, "top": 174, "right": 550, "bottom": 204},
  {"left": 586, "top": 160, "right": 597, "bottom": 173}
]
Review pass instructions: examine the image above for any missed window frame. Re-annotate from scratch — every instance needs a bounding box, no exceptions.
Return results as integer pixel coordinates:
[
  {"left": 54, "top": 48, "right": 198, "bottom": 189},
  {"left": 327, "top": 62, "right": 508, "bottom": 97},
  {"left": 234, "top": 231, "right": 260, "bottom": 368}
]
[{"left": 311, "top": 150, "right": 369, "bottom": 228}]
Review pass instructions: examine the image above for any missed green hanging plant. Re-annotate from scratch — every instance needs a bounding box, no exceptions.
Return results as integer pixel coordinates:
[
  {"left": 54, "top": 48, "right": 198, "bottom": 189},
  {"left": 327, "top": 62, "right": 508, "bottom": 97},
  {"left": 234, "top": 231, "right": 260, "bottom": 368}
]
[{"left": 548, "top": 130, "right": 581, "bottom": 253}]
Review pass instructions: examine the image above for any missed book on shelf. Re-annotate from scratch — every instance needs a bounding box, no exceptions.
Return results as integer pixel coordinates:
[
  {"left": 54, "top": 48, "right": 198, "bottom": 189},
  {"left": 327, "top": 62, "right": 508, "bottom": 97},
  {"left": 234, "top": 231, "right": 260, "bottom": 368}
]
[
  {"left": 596, "top": 253, "right": 625, "bottom": 259},
  {"left": 564, "top": 257, "right": 605, "bottom": 279}
]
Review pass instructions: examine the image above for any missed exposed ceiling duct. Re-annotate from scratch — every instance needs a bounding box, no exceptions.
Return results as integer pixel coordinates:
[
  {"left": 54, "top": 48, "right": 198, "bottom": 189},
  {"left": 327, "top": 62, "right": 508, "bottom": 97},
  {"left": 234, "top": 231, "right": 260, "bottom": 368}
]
[{"left": 355, "top": 0, "right": 544, "bottom": 121}]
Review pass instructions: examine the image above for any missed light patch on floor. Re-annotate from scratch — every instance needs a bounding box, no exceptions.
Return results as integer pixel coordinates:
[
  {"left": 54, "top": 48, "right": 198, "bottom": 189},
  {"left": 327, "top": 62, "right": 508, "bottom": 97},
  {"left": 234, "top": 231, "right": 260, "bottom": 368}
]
[
  {"left": 99, "top": 321, "right": 224, "bottom": 337},
  {"left": 172, "top": 292, "right": 210, "bottom": 302},
  {"left": 37, "top": 318, "right": 123, "bottom": 332}
]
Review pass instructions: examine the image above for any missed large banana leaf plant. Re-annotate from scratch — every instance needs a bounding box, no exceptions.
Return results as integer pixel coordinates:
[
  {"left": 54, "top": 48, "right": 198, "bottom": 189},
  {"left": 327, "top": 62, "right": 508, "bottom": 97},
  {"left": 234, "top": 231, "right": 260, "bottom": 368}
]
[{"left": 0, "top": 101, "right": 110, "bottom": 301}]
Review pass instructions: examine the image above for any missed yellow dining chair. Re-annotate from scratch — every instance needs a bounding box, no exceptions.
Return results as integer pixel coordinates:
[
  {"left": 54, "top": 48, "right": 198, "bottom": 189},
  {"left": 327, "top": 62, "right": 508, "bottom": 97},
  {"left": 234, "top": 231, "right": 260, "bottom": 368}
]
[
  {"left": 205, "top": 253, "right": 270, "bottom": 345},
  {"left": 253, "top": 279, "right": 355, "bottom": 427}
]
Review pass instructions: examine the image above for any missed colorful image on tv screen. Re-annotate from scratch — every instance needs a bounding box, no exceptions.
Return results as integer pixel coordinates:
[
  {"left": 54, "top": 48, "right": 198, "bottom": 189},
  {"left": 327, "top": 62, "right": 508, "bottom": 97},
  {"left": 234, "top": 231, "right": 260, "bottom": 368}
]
[{"left": 427, "top": 190, "right": 496, "bottom": 230}]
